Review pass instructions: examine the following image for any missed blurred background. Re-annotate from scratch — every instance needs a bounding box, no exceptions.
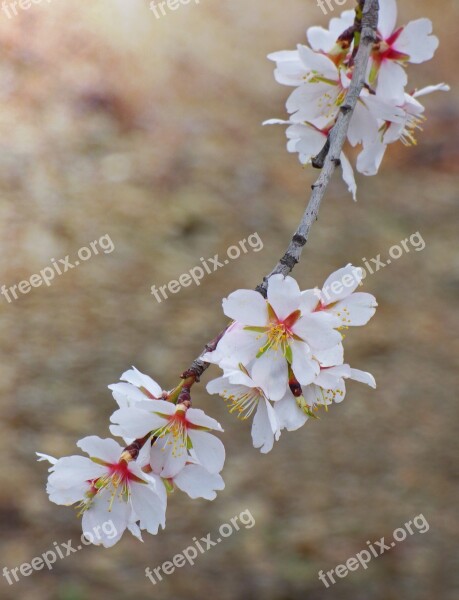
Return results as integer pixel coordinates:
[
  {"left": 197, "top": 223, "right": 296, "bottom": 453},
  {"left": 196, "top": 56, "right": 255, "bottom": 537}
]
[{"left": 0, "top": 0, "right": 458, "bottom": 599}]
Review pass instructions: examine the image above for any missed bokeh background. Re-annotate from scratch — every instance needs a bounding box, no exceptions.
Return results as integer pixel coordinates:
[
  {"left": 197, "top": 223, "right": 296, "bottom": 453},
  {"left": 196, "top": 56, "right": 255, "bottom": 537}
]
[{"left": 0, "top": 1, "right": 458, "bottom": 599}]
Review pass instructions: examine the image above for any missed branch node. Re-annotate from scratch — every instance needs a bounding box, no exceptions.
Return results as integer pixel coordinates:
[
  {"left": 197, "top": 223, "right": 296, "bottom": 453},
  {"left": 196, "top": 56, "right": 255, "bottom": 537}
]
[
  {"left": 312, "top": 137, "right": 330, "bottom": 169},
  {"left": 292, "top": 234, "right": 307, "bottom": 247}
]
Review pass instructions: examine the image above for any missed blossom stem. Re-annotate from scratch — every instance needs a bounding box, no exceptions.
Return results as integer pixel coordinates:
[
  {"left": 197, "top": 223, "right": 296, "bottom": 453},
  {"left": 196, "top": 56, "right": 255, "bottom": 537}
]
[{"left": 121, "top": 433, "right": 152, "bottom": 461}]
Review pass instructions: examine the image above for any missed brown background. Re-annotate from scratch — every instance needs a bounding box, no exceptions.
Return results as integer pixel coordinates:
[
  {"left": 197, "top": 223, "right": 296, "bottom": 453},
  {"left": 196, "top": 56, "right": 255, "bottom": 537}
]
[{"left": 0, "top": 0, "right": 458, "bottom": 599}]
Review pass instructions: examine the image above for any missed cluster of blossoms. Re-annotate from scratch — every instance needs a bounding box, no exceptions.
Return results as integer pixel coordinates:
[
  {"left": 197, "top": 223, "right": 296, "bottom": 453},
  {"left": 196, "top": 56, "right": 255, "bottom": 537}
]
[
  {"left": 37, "top": 266, "right": 376, "bottom": 546},
  {"left": 205, "top": 265, "right": 376, "bottom": 453},
  {"left": 38, "top": 369, "right": 225, "bottom": 547},
  {"left": 264, "top": 0, "right": 449, "bottom": 199}
]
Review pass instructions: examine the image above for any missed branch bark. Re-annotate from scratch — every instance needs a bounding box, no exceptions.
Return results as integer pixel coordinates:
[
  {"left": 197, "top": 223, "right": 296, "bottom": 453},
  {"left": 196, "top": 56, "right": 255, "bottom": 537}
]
[
  {"left": 256, "top": 0, "right": 379, "bottom": 295},
  {"left": 124, "top": 0, "right": 380, "bottom": 456},
  {"left": 186, "top": 0, "right": 379, "bottom": 382}
]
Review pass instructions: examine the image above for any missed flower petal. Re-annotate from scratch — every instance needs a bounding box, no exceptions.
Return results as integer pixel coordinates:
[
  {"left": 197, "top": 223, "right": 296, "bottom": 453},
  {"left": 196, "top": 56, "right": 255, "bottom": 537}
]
[
  {"left": 110, "top": 408, "right": 167, "bottom": 439},
  {"left": 77, "top": 436, "right": 124, "bottom": 463},
  {"left": 297, "top": 44, "right": 337, "bottom": 78},
  {"left": 108, "top": 382, "right": 149, "bottom": 408},
  {"left": 293, "top": 312, "right": 341, "bottom": 350},
  {"left": 267, "top": 274, "right": 301, "bottom": 320},
  {"left": 48, "top": 456, "right": 106, "bottom": 489},
  {"left": 120, "top": 367, "right": 163, "bottom": 398},
  {"left": 81, "top": 493, "right": 129, "bottom": 547},
  {"left": 290, "top": 340, "right": 319, "bottom": 386},
  {"left": 376, "top": 60, "right": 407, "bottom": 103},
  {"left": 378, "top": 0, "right": 397, "bottom": 39},
  {"left": 350, "top": 368, "right": 376, "bottom": 388},
  {"left": 273, "top": 393, "right": 308, "bottom": 431},
  {"left": 222, "top": 289, "right": 268, "bottom": 325},
  {"left": 340, "top": 152, "right": 357, "bottom": 201},
  {"left": 313, "top": 343, "right": 344, "bottom": 367},
  {"left": 187, "top": 430, "right": 225, "bottom": 474},
  {"left": 130, "top": 478, "right": 167, "bottom": 535},
  {"left": 329, "top": 292, "right": 377, "bottom": 326},
  {"left": 174, "top": 465, "right": 225, "bottom": 500},
  {"left": 186, "top": 408, "right": 223, "bottom": 432},
  {"left": 394, "top": 19, "right": 439, "bottom": 64},
  {"left": 357, "top": 139, "right": 387, "bottom": 176},
  {"left": 47, "top": 482, "right": 89, "bottom": 505},
  {"left": 159, "top": 444, "right": 188, "bottom": 479},
  {"left": 321, "top": 264, "right": 363, "bottom": 304},
  {"left": 251, "top": 399, "right": 279, "bottom": 454},
  {"left": 251, "top": 349, "right": 288, "bottom": 401}
]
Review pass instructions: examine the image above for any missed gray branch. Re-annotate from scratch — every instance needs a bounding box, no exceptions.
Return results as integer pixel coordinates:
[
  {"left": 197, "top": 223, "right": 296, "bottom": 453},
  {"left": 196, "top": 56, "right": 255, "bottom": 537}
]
[
  {"left": 256, "top": 0, "right": 379, "bottom": 296},
  {"left": 181, "top": 0, "right": 379, "bottom": 387}
]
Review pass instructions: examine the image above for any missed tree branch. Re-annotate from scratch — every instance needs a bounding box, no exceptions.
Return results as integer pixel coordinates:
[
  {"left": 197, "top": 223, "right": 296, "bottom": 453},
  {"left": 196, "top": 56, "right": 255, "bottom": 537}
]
[
  {"left": 256, "top": 0, "right": 379, "bottom": 295},
  {"left": 180, "top": 0, "right": 379, "bottom": 388},
  {"left": 125, "top": 1, "right": 380, "bottom": 446}
]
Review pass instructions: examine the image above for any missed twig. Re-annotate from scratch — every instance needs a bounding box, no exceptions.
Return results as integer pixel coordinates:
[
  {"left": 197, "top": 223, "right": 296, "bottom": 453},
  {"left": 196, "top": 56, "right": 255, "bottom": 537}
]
[
  {"left": 123, "top": 0, "right": 380, "bottom": 456},
  {"left": 256, "top": 0, "right": 379, "bottom": 295},
  {"left": 177, "top": 0, "right": 378, "bottom": 391}
]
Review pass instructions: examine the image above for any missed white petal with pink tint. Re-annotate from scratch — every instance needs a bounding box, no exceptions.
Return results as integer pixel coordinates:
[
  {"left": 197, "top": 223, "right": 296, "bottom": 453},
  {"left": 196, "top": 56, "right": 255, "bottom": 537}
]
[
  {"left": 222, "top": 289, "right": 268, "bottom": 325},
  {"left": 187, "top": 430, "right": 226, "bottom": 474},
  {"left": 394, "top": 19, "right": 439, "bottom": 64},
  {"left": 267, "top": 274, "right": 301, "bottom": 320}
]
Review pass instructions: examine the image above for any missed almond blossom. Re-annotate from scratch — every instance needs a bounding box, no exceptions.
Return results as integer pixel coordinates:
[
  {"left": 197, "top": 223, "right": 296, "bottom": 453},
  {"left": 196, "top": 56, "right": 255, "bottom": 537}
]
[
  {"left": 37, "top": 436, "right": 167, "bottom": 547},
  {"left": 278, "top": 45, "right": 351, "bottom": 126},
  {"left": 207, "top": 363, "right": 282, "bottom": 454},
  {"left": 204, "top": 274, "right": 341, "bottom": 401},
  {"left": 307, "top": 10, "right": 355, "bottom": 55},
  {"left": 263, "top": 118, "right": 357, "bottom": 200},
  {"left": 274, "top": 364, "right": 376, "bottom": 432},
  {"left": 268, "top": 11, "right": 354, "bottom": 87},
  {"left": 108, "top": 366, "right": 166, "bottom": 409},
  {"left": 370, "top": 0, "right": 439, "bottom": 100},
  {"left": 147, "top": 439, "right": 225, "bottom": 500},
  {"left": 266, "top": 1, "right": 448, "bottom": 196},
  {"left": 357, "top": 84, "right": 450, "bottom": 176},
  {"left": 110, "top": 400, "right": 225, "bottom": 478},
  {"left": 306, "top": 264, "right": 377, "bottom": 328}
]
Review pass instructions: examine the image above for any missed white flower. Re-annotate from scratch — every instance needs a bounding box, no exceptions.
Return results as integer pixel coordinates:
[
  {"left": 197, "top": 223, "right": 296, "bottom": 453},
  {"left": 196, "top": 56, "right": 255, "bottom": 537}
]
[
  {"left": 370, "top": 0, "right": 439, "bottom": 101},
  {"left": 304, "top": 264, "right": 377, "bottom": 328},
  {"left": 108, "top": 367, "right": 166, "bottom": 408},
  {"left": 37, "top": 437, "right": 167, "bottom": 547},
  {"left": 283, "top": 46, "right": 351, "bottom": 126},
  {"left": 268, "top": 10, "right": 354, "bottom": 87},
  {"left": 274, "top": 364, "right": 376, "bottom": 431},
  {"left": 263, "top": 119, "right": 357, "bottom": 200},
  {"left": 207, "top": 363, "right": 281, "bottom": 454},
  {"left": 307, "top": 10, "right": 355, "bottom": 54},
  {"left": 357, "top": 84, "right": 450, "bottom": 176},
  {"left": 147, "top": 439, "right": 225, "bottom": 500},
  {"left": 110, "top": 401, "right": 225, "bottom": 478},
  {"left": 204, "top": 274, "right": 341, "bottom": 401},
  {"left": 266, "top": 3, "right": 447, "bottom": 182}
]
